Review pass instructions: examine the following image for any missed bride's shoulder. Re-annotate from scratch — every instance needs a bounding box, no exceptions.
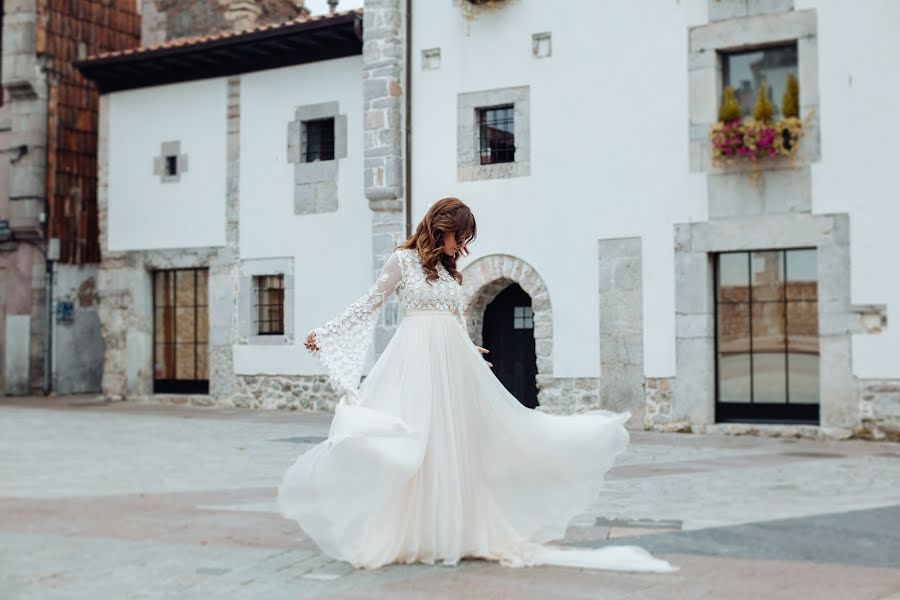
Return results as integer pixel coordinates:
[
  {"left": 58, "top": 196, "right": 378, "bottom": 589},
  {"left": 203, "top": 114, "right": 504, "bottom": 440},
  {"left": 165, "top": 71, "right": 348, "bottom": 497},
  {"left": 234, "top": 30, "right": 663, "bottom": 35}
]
[{"left": 396, "top": 248, "right": 421, "bottom": 262}]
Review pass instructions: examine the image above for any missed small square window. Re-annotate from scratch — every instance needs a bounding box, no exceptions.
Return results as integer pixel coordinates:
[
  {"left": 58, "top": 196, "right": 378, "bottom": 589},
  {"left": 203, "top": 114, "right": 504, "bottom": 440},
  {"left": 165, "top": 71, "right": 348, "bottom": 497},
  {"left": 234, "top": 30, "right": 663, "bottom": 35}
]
[
  {"left": 478, "top": 105, "right": 515, "bottom": 165},
  {"left": 303, "top": 118, "right": 335, "bottom": 162},
  {"left": 422, "top": 47, "right": 441, "bottom": 71},
  {"left": 513, "top": 306, "right": 533, "bottom": 329},
  {"left": 165, "top": 155, "right": 178, "bottom": 176},
  {"left": 722, "top": 43, "right": 798, "bottom": 118},
  {"left": 253, "top": 275, "right": 285, "bottom": 335}
]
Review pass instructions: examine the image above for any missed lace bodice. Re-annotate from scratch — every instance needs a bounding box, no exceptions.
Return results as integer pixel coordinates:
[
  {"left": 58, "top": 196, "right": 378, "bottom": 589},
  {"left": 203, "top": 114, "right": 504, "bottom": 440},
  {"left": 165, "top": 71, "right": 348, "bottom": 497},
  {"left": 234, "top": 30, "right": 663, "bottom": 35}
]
[
  {"left": 394, "top": 248, "right": 466, "bottom": 317},
  {"left": 310, "top": 248, "right": 468, "bottom": 403}
]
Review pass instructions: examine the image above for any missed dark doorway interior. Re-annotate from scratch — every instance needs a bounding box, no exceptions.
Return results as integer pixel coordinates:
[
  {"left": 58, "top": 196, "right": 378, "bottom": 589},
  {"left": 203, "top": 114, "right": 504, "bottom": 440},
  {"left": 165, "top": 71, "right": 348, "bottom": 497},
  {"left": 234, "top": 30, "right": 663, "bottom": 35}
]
[{"left": 482, "top": 283, "right": 538, "bottom": 408}]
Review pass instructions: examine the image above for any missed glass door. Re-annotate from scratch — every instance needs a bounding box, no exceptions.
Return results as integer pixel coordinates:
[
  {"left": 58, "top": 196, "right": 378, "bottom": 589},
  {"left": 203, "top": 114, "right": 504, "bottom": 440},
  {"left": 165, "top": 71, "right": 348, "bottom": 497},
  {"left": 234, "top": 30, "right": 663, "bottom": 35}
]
[{"left": 714, "top": 249, "right": 819, "bottom": 423}]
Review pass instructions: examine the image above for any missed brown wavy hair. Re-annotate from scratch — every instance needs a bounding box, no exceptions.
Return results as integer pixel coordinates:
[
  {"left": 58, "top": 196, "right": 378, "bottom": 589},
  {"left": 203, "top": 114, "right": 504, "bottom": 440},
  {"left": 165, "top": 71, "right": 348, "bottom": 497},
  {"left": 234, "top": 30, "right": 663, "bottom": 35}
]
[{"left": 397, "top": 197, "right": 476, "bottom": 284}]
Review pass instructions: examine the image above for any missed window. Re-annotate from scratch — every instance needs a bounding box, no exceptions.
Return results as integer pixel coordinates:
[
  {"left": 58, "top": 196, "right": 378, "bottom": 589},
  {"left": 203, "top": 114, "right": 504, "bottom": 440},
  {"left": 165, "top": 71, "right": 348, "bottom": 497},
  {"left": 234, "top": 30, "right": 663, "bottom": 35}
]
[
  {"left": 165, "top": 155, "right": 178, "bottom": 176},
  {"left": 722, "top": 43, "right": 798, "bottom": 118},
  {"left": 155, "top": 141, "right": 187, "bottom": 182},
  {"left": 303, "top": 118, "right": 335, "bottom": 162},
  {"left": 153, "top": 268, "right": 209, "bottom": 394},
  {"left": 714, "top": 249, "right": 819, "bottom": 423},
  {"left": 513, "top": 306, "right": 533, "bottom": 329},
  {"left": 478, "top": 106, "right": 515, "bottom": 165},
  {"left": 253, "top": 275, "right": 285, "bottom": 335}
]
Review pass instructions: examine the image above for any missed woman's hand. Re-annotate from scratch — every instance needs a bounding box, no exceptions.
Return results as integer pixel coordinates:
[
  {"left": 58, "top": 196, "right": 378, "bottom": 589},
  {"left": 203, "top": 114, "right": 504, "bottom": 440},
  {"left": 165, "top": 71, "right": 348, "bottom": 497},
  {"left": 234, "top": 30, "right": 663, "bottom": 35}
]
[
  {"left": 305, "top": 330, "right": 319, "bottom": 352},
  {"left": 475, "top": 346, "right": 493, "bottom": 368}
]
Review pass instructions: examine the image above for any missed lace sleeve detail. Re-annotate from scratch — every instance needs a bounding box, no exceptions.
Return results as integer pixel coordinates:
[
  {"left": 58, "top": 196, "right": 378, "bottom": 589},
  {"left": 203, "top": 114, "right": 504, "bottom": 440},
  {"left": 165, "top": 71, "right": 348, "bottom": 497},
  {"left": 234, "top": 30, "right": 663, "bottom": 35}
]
[
  {"left": 309, "top": 251, "right": 402, "bottom": 404},
  {"left": 452, "top": 303, "right": 469, "bottom": 339}
]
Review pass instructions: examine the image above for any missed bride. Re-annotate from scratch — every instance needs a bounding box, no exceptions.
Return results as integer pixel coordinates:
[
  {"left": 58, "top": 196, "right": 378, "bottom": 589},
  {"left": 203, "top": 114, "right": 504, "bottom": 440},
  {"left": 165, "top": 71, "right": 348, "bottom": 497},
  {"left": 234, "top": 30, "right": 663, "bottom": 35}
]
[{"left": 277, "top": 197, "right": 676, "bottom": 573}]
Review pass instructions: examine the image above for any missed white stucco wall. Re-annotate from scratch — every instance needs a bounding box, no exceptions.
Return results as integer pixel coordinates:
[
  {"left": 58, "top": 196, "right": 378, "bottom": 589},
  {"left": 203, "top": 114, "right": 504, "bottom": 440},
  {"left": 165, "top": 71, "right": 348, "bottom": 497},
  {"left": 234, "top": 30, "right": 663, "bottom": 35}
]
[
  {"left": 411, "top": 0, "right": 708, "bottom": 379},
  {"left": 107, "top": 78, "right": 227, "bottom": 251},
  {"left": 235, "top": 56, "right": 368, "bottom": 375},
  {"left": 412, "top": 0, "right": 900, "bottom": 382},
  {"left": 800, "top": 0, "right": 900, "bottom": 378}
]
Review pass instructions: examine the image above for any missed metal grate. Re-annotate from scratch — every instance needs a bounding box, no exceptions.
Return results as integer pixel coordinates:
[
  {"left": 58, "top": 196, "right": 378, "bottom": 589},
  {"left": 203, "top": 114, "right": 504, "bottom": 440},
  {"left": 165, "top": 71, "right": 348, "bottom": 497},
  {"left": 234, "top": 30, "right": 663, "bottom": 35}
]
[
  {"left": 254, "top": 274, "right": 285, "bottom": 335},
  {"left": 152, "top": 268, "right": 209, "bottom": 394},
  {"left": 478, "top": 105, "right": 515, "bottom": 165},
  {"left": 303, "top": 118, "right": 335, "bottom": 162}
]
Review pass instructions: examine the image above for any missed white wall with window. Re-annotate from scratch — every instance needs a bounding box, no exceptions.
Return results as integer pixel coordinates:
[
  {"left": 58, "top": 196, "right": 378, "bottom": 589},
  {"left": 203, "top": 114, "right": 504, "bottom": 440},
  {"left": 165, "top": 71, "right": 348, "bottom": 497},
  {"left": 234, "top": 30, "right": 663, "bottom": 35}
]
[
  {"left": 411, "top": 0, "right": 708, "bottom": 379},
  {"left": 235, "top": 56, "right": 366, "bottom": 375},
  {"left": 411, "top": 0, "right": 900, "bottom": 390},
  {"left": 107, "top": 78, "right": 228, "bottom": 251}
]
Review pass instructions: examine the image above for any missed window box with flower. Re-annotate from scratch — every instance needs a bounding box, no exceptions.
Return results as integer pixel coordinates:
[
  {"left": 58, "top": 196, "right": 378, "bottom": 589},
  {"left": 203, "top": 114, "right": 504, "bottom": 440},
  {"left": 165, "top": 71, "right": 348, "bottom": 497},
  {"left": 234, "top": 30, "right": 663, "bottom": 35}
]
[{"left": 710, "top": 74, "right": 811, "bottom": 175}]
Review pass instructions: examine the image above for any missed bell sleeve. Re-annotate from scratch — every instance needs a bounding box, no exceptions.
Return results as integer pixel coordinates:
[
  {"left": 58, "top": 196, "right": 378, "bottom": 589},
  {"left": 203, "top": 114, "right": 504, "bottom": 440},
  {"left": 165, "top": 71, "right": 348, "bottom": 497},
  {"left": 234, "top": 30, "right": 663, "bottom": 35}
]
[{"left": 308, "top": 251, "right": 402, "bottom": 405}]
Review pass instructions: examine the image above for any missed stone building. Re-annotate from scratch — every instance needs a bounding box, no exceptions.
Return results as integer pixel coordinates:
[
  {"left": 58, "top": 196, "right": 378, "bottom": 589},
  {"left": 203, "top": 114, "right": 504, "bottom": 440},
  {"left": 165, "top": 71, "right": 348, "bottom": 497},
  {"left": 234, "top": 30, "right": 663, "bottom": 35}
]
[
  {"left": 0, "top": 0, "right": 141, "bottom": 395},
  {"left": 77, "top": 0, "right": 900, "bottom": 440}
]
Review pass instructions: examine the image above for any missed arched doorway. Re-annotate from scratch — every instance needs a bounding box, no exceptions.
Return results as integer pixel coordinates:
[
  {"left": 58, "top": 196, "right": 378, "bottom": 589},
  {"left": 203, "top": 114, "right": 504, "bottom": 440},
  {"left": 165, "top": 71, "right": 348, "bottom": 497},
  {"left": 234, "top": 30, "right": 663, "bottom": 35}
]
[{"left": 482, "top": 283, "right": 538, "bottom": 408}]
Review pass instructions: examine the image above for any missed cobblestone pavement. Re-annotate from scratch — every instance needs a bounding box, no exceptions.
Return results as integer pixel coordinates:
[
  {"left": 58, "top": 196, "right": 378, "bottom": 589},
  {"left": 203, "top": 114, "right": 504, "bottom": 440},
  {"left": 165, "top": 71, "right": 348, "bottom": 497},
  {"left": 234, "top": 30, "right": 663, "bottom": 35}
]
[{"left": 1, "top": 396, "right": 899, "bottom": 600}]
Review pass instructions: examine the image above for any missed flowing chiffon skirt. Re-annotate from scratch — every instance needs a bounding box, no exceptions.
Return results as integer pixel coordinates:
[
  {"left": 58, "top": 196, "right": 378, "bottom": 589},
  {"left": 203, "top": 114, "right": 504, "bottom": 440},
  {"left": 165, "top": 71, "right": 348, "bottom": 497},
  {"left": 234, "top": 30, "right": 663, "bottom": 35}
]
[{"left": 277, "top": 310, "right": 676, "bottom": 572}]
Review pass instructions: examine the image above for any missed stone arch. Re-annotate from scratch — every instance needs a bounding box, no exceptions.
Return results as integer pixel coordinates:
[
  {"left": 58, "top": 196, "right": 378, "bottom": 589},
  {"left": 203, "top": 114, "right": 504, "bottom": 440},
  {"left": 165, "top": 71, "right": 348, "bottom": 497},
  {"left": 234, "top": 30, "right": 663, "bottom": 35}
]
[{"left": 460, "top": 254, "right": 553, "bottom": 381}]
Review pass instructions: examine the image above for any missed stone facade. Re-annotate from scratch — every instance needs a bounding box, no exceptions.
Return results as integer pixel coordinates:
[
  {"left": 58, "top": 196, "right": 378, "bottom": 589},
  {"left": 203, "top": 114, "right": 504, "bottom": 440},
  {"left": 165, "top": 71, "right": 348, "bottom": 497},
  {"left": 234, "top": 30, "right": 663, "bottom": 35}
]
[
  {"left": 458, "top": 253, "right": 591, "bottom": 413},
  {"left": 598, "top": 237, "right": 644, "bottom": 427},
  {"left": 456, "top": 85, "right": 530, "bottom": 182},
  {"left": 673, "top": 213, "right": 887, "bottom": 429},
  {"left": 287, "top": 101, "right": 348, "bottom": 215},
  {"left": 1, "top": 0, "right": 140, "bottom": 396},
  {"left": 234, "top": 374, "right": 337, "bottom": 411},
  {"left": 857, "top": 379, "right": 900, "bottom": 441},
  {"left": 96, "top": 78, "right": 243, "bottom": 403},
  {"left": 139, "top": 0, "right": 309, "bottom": 46},
  {"left": 363, "top": 0, "right": 406, "bottom": 356},
  {"left": 676, "top": 3, "right": 890, "bottom": 437},
  {"left": 643, "top": 377, "right": 690, "bottom": 432}
]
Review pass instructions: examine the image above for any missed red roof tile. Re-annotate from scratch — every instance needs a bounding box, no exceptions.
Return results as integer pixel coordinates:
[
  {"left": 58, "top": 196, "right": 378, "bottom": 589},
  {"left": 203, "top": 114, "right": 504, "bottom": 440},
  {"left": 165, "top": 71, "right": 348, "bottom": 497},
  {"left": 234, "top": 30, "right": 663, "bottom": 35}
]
[{"left": 84, "top": 8, "right": 362, "bottom": 62}]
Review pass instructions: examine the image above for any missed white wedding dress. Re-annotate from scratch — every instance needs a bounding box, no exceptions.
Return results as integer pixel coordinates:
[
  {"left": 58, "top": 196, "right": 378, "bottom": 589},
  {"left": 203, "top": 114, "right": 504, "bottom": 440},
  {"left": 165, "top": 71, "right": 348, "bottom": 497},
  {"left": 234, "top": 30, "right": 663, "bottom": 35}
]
[{"left": 277, "top": 248, "right": 676, "bottom": 572}]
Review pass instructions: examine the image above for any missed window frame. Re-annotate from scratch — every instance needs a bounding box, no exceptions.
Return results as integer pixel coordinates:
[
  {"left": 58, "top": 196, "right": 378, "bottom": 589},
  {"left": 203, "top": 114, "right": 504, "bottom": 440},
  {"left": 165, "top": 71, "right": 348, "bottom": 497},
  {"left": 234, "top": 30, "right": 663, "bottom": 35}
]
[
  {"left": 253, "top": 274, "right": 286, "bottom": 336},
  {"left": 712, "top": 247, "right": 820, "bottom": 424},
  {"left": 302, "top": 117, "right": 336, "bottom": 163},
  {"left": 478, "top": 104, "right": 516, "bottom": 166}
]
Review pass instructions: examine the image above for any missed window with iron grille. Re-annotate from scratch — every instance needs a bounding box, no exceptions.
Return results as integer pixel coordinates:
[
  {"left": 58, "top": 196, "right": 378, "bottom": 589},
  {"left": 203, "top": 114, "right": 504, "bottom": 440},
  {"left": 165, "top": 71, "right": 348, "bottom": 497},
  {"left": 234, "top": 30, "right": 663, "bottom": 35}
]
[
  {"left": 253, "top": 275, "right": 285, "bottom": 335},
  {"left": 303, "top": 118, "right": 335, "bottom": 162},
  {"left": 478, "top": 105, "right": 515, "bottom": 165}
]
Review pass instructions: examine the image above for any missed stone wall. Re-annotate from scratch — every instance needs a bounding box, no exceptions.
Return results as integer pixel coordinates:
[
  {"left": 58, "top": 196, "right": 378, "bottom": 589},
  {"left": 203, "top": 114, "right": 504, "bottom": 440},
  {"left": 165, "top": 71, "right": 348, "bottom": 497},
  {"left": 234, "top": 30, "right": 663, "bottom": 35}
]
[
  {"left": 857, "top": 379, "right": 900, "bottom": 441},
  {"left": 458, "top": 253, "right": 597, "bottom": 413},
  {"left": 140, "top": 0, "right": 308, "bottom": 46},
  {"left": 234, "top": 374, "right": 337, "bottom": 411},
  {"left": 96, "top": 78, "right": 242, "bottom": 403},
  {"left": 534, "top": 377, "right": 600, "bottom": 415},
  {"left": 643, "top": 377, "right": 690, "bottom": 431},
  {"left": 598, "top": 237, "right": 644, "bottom": 428},
  {"left": 363, "top": 0, "right": 406, "bottom": 356}
]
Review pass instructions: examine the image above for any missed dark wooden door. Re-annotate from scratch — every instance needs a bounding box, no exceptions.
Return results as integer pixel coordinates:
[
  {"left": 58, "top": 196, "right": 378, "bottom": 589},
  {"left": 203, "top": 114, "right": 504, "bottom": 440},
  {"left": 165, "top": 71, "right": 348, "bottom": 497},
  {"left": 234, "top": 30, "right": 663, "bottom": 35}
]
[{"left": 482, "top": 283, "right": 538, "bottom": 408}]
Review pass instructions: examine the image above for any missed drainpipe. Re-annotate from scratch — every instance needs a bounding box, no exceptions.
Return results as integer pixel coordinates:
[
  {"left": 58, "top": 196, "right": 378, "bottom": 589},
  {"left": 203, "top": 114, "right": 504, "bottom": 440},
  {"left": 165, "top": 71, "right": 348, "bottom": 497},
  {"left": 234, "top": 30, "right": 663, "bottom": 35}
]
[
  {"left": 43, "top": 249, "right": 54, "bottom": 394},
  {"left": 404, "top": 0, "right": 412, "bottom": 238}
]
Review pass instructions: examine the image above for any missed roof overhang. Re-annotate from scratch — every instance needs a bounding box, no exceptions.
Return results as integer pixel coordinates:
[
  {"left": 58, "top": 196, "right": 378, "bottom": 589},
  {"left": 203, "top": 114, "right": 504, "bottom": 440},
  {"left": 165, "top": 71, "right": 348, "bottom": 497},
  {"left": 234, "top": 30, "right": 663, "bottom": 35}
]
[{"left": 76, "top": 11, "right": 363, "bottom": 94}]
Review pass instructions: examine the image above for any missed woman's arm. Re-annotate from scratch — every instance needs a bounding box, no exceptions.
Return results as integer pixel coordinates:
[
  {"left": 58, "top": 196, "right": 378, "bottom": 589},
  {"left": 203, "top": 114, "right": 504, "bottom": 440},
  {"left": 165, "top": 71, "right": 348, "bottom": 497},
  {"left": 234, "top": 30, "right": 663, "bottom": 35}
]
[{"left": 305, "top": 251, "right": 402, "bottom": 403}]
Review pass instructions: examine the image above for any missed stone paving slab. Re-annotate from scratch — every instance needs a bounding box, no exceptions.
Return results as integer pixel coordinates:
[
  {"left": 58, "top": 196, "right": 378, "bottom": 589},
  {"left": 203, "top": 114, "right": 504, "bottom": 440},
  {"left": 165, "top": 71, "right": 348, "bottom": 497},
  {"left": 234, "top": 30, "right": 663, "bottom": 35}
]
[{"left": 1, "top": 397, "right": 899, "bottom": 599}]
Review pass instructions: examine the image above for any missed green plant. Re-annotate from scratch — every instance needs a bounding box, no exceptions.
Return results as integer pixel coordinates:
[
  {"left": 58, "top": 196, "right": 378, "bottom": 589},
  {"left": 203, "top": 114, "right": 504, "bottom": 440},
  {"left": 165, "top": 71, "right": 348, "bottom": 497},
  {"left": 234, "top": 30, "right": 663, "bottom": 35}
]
[
  {"left": 752, "top": 80, "right": 775, "bottom": 122},
  {"left": 782, "top": 73, "right": 799, "bottom": 118},
  {"left": 718, "top": 85, "right": 742, "bottom": 122}
]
